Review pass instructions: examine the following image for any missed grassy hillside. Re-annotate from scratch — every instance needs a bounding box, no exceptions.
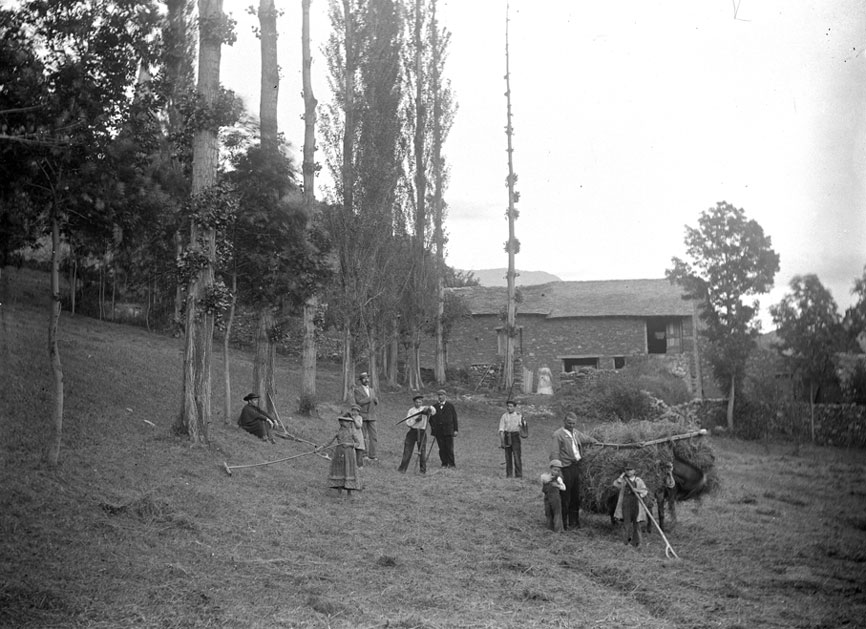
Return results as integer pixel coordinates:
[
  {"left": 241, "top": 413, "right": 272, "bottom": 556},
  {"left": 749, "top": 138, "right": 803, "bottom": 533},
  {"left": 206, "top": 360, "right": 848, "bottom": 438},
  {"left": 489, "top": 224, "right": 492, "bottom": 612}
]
[{"left": 2, "top": 267, "right": 865, "bottom": 628}]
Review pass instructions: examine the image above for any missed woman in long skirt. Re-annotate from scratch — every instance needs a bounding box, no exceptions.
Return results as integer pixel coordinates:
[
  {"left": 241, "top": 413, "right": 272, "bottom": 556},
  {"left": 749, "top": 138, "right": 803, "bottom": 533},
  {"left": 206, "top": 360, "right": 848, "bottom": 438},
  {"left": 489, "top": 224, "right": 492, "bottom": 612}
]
[{"left": 325, "top": 415, "right": 362, "bottom": 496}]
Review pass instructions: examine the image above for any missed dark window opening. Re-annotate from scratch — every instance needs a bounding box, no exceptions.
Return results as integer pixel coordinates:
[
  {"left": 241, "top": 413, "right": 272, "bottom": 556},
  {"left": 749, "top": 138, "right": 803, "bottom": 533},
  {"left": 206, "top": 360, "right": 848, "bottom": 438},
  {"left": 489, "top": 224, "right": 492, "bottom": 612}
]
[
  {"left": 614, "top": 357, "right": 626, "bottom": 369},
  {"left": 646, "top": 318, "right": 667, "bottom": 354},
  {"left": 563, "top": 357, "right": 598, "bottom": 372}
]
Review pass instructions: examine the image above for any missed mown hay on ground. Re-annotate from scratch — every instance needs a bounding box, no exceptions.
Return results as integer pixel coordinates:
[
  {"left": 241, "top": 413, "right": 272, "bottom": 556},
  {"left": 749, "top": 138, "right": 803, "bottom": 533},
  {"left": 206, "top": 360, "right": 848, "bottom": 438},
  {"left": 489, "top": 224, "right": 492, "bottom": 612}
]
[{"left": 579, "top": 420, "right": 718, "bottom": 514}]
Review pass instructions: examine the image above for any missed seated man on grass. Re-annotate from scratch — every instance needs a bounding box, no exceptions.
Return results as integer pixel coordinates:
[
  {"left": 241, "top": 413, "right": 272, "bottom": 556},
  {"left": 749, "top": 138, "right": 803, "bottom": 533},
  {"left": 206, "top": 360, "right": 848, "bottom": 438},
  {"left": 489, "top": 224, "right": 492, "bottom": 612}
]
[{"left": 237, "top": 393, "right": 276, "bottom": 444}]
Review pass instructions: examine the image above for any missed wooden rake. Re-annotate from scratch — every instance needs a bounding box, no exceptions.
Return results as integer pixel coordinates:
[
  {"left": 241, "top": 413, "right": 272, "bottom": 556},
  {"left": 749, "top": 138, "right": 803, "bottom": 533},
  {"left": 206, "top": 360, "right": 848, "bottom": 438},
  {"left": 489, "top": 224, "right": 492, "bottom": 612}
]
[{"left": 222, "top": 447, "right": 325, "bottom": 476}]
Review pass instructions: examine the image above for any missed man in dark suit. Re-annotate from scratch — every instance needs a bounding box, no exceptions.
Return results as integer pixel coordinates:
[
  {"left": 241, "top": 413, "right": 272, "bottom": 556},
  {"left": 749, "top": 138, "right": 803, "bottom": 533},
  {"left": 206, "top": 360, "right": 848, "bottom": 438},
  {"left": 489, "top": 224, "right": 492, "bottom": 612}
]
[
  {"left": 431, "top": 389, "right": 458, "bottom": 468},
  {"left": 352, "top": 372, "right": 379, "bottom": 460}
]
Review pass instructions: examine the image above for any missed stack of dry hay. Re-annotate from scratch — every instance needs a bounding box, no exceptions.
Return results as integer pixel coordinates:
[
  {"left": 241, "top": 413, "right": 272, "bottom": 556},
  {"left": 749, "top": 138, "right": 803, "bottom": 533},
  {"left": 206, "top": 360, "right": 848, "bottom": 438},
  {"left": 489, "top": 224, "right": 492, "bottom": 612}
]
[{"left": 579, "top": 419, "right": 719, "bottom": 514}]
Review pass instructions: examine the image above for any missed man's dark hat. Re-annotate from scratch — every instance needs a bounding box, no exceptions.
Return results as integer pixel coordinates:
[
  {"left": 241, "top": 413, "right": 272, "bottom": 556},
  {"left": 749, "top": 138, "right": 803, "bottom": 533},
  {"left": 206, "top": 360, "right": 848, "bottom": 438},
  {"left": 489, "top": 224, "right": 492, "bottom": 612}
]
[
  {"left": 436, "top": 389, "right": 447, "bottom": 396},
  {"left": 359, "top": 372, "right": 369, "bottom": 379},
  {"left": 243, "top": 393, "right": 259, "bottom": 402},
  {"left": 412, "top": 394, "right": 424, "bottom": 401},
  {"left": 506, "top": 399, "right": 517, "bottom": 405}
]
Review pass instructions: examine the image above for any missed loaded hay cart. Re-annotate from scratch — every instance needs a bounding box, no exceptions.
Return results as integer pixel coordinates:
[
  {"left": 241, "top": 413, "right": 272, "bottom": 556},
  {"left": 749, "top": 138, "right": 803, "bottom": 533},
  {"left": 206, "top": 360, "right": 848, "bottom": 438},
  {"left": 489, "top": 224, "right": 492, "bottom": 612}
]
[{"left": 579, "top": 420, "right": 718, "bottom": 526}]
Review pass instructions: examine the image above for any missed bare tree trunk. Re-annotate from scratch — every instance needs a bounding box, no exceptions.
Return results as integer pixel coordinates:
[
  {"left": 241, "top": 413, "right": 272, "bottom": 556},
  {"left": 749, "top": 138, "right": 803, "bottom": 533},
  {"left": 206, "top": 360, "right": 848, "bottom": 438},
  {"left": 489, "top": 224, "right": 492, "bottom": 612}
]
[
  {"left": 726, "top": 376, "right": 736, "bottom": 431},
  {"left": 259, "top": 0, "right": 279, "bottom": 154},
  {"left": 45, "top": 208, "right": 64, "bottom": 466},
  {"left": 341, "top": 321, "right": 352, "bottom": 402},
  {"left": 387, "top": 319, "right": 399, "bottom": 387},
  {"left": 145, "top": 277, "right": 152, "bottom": 332},
  {"left": 173, "top": 231, "right": 183, "bottom": 333},
  {"left": 301, "top": 0, "right": 319, "bottom": 406},
  {"left": 809, "top": 380, "right": 816, "bottom": 443},
  {"left": 223, "top": 269, "right": 237, "bottom": 423},
  {"left": 177, "top": 0, "right": 223, "bottom": 443},
  {"left": 110, "top": 268, "right": 116, "bottom": 321},
  {"left": 98, "top": 266, "right": 104, "bottom": 320},
  {"left": 302, "top": 299, "right": 317, "bottom": 400}
]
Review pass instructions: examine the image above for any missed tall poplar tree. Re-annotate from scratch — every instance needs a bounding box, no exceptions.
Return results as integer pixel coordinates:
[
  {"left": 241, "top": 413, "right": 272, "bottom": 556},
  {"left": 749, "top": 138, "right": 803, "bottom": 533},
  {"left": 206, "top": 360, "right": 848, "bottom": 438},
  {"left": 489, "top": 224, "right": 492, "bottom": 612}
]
[
  {"left": 177, "top": 0, "right": 234, "bottom": 443},
  {"left": 301, "top": 0, "right": 321, "bottom": 410}
]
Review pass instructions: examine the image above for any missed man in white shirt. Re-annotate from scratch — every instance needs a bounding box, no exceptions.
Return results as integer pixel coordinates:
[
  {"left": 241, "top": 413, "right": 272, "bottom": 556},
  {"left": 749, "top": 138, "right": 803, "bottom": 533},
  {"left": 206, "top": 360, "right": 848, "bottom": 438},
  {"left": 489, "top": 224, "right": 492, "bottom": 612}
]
[
  {"left": 549, "top": 412, "right": 598, "bottom": 530},
  {"left": 397, "top": 395, "right": 435, "bottom": 474},
  {"left": 498, "top": 400, "right": 525, "bottom": 478}
]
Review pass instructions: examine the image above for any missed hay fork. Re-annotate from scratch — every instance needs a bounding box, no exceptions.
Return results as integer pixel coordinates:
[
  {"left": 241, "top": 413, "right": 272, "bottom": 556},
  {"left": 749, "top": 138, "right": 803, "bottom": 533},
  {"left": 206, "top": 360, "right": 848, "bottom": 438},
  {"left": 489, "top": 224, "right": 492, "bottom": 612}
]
[{"left": 626, "top": 478, "right": 680, "bottom": 559}]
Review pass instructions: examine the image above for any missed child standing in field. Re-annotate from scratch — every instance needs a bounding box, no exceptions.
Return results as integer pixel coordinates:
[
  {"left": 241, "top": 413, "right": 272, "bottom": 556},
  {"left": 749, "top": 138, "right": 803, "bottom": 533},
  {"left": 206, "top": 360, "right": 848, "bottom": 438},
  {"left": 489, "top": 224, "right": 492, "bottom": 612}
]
[
  {"left": 349, "top": 404, "right": 366, "bottom": 467},
  {"left": 540, "top": 459, "right": 566, "bottom": 532},
  {"left": 324, "top": 414, "right": 362, "bottom": 498},
  {"left": 612, "top": 461, "right": 648, "bottom": 547}
]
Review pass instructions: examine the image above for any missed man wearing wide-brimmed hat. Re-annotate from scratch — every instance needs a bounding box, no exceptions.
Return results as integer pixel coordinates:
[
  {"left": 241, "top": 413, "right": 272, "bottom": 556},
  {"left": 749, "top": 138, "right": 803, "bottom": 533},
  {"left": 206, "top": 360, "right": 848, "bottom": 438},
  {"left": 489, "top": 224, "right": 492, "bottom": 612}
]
[
  {"left": 237, "top": 393, "right": 276, "bottom": 443},
  {"left": 353, "top": 372, "right": 379, "bottom": 461},
  {"left": 431, "top": 389, "right": 458, "bottom": 468}
]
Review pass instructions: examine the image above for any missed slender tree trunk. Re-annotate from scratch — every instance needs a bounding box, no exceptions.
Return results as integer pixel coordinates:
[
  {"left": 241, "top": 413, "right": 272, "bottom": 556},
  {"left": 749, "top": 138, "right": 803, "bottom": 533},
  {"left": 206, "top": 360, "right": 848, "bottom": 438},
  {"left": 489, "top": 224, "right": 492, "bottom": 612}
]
[
  {"left": 388, "top": 319, "right": 399, "bottom": 387},
  {"left": 110, "top": 268, "right": 116, "bottom": 321},
  {"left": 72, "top": 257, "right": 78, "bottom": 315},
  {"left": 223, "top": 269, "right": 237, "bottom": 423},
  {"left": 173, "top": 231, "right": 183, "bottom": 333},
  {"left": 341, "top": 321, "right": 352, "bottom": 402},
  {"left": 98, "top": 267, "right": 104, "bottom": 320},
  {"left": 178, "top": 0, "right": 223, "bottom": 443},
  {"left": 726, "top": 376, "right": 736, "bottom": 431},
  {"left": 301, "top": 0, "right": 319, "bottom": 405},
  {"left": 302, "top": 300, "right": 318, "bottom": 400},
  {"left": 809, "top": 380, "right": 816, "bottom": 442},
  {"left": 45, "top": 208, "right": 64, "bottom": 466}
]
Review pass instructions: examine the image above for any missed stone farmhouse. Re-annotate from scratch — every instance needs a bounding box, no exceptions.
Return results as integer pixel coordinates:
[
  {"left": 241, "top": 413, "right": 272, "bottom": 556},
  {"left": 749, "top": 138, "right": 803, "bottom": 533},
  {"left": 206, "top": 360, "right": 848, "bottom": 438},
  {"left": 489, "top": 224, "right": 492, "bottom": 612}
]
[{"left": 431, "top": 278, "right": 703, "bottom": 397}]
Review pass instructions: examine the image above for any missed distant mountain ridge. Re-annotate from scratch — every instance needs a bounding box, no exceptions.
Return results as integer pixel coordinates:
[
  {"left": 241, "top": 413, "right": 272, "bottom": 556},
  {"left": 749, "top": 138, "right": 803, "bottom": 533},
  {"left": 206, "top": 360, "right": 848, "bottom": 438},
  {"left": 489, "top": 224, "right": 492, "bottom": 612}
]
[{"left": 464, "top": 268, "right": 561, "bottom": 287}]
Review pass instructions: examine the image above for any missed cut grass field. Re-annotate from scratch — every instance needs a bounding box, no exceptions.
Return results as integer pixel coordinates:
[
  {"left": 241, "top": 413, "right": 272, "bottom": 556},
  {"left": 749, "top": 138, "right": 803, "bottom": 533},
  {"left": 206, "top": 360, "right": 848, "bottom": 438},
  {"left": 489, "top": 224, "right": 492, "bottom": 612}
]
[{"left": 2, "top": 267, "right": 866, "bottom": 629}]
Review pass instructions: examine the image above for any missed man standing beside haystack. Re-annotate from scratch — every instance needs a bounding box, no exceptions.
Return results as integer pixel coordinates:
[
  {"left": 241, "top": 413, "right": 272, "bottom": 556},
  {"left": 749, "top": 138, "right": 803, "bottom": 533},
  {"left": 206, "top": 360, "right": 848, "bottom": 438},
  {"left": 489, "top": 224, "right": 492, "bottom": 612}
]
[
  {"left": 550, "top": 412, "right": 598, "bottom": 530},
  {"left": 353, "top": 372, "right": 379, "bottom": 461}
]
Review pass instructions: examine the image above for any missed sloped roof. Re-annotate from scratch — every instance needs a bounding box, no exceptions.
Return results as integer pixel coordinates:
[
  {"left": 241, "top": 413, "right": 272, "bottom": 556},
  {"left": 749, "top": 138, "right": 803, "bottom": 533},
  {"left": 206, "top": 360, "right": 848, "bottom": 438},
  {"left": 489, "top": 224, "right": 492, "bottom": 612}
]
[{"left": 450, "top": 278, "right": 694, "bottom": 318}]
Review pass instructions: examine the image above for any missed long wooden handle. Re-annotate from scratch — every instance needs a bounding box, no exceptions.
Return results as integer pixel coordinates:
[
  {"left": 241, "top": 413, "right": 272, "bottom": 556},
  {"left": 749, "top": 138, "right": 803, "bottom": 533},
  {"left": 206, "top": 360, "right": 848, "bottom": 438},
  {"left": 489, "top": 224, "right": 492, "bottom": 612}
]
[{"left": 590, "top": 428, "right": 708, "bottom": 450}]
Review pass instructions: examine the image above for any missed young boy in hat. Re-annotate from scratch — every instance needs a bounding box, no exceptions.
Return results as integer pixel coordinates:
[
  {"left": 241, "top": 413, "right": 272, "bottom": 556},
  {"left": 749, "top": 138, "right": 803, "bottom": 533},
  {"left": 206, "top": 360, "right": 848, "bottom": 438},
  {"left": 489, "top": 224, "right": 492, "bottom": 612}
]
[
  {"left": 612, "top": 461, "right": 649, "bottom": 547},
  {"left": 237, "top": 393, "right": 276, "bottom": 443},
  {"left": 397, "top": 394, "right": 435, "bottom": 474},
  {"left": 540, "top": 459, "right": 566, "bottom": 532}
]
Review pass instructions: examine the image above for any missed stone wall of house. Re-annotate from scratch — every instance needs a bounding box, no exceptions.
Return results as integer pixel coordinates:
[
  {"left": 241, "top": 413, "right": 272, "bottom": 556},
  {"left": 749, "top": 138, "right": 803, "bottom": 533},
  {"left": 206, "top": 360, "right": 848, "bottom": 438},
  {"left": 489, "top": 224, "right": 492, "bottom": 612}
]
[{"left": 428, "top": 314, "right": 652, "bottom": 375}]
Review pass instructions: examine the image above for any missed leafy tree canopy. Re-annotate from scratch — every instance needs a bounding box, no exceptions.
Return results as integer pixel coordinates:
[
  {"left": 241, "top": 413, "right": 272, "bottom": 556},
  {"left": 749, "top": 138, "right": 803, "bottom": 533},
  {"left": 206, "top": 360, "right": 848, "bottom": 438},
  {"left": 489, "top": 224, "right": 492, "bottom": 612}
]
[
  {"left": 667, "top": 200, "right": 780, "bottom": 388},
  {"left": 770, "top": 274, "right": 842, "bottom": 384}
]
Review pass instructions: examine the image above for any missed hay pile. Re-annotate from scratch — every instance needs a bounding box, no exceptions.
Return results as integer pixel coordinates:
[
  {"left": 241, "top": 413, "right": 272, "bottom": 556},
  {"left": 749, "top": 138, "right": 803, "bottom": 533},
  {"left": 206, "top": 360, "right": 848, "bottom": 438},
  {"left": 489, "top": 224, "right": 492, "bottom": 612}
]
[{"left": 579, "top": 420, "right": 718, "bottom": 514}]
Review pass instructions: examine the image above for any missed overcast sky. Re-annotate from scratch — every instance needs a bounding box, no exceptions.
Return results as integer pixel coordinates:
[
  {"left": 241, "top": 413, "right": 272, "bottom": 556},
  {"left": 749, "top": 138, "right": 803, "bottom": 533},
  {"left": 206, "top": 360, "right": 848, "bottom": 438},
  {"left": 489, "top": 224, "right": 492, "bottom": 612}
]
[{"left": 222, "top": 0, "right": 866, "bottom": 327}]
